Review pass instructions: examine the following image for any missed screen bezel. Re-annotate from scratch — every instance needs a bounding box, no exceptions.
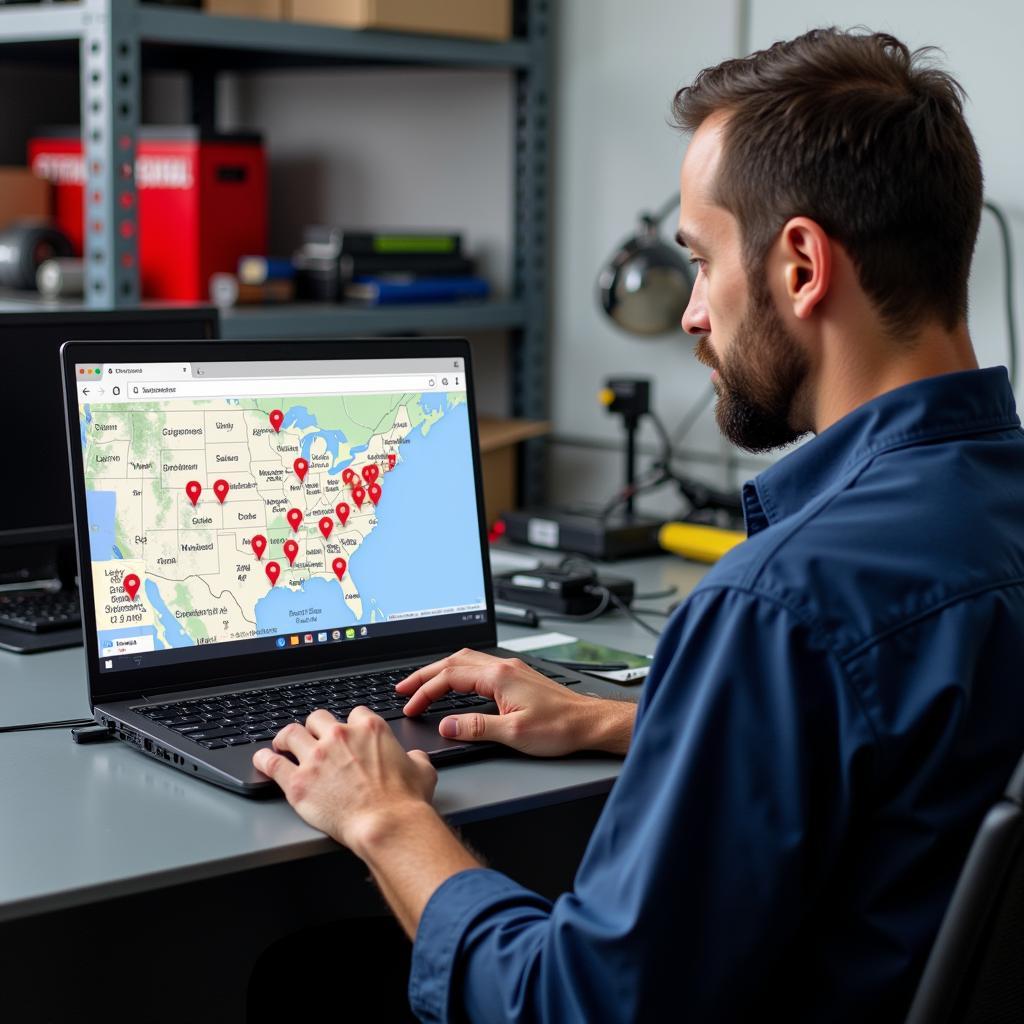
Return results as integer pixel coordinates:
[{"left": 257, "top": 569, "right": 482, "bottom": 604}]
[{"left": 62, "top": 336, "right": 497, "bottom": 704}]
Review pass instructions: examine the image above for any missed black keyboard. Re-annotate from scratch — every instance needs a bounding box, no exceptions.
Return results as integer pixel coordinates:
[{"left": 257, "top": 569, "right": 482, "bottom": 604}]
[
  {"left": 133, "top": 661, "right": 576, "bottom": 751},
  {"left": 132, "top": 665, "right": 495, "bottom": 751},
  {"left": 0, "top": 589, "right": 81, "bottom": 633}
]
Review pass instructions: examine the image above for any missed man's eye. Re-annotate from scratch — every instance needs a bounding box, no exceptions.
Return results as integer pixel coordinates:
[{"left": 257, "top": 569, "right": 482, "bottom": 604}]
[{"left": 689, "top": 257, "right": 707, "bottom": 273}]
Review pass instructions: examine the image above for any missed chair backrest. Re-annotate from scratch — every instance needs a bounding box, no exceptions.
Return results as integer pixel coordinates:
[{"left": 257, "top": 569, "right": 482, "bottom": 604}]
[{"left": 905, "top": 749, "right": 1024, "bottom": 1024}]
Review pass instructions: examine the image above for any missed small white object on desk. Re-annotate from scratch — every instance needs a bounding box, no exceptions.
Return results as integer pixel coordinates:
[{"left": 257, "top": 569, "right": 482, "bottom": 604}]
[{"left": 489, "top": 548, "right": 544, "bottom": 574}]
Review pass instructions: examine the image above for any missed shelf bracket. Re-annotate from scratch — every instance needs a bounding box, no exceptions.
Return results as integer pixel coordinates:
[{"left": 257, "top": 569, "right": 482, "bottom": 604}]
[
  {"left": 80, "top": 0, "right": 140, "bottom": 307},
  {"left": 513, "top": 0, "right": 552, "bottom": 506}
]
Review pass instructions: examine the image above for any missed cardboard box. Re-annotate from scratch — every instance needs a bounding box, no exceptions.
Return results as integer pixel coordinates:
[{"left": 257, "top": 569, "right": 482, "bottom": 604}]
[
  {"left": 477, "top": 416, "right": 550, "bottom": 526},
  {"left": 290, "top": 0, "right": 512, "bottom": 41},
  {"left": 0, "top": 167, "right": 50, "bottom": 232},
  {"left": 203, "top": 0, "right": 286, "bottom": 17}
]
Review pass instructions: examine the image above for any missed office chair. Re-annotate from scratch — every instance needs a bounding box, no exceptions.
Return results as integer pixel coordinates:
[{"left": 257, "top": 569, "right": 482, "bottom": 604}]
[{"left": 905, "top": 748, "right": 1024, "bottom": 1024}]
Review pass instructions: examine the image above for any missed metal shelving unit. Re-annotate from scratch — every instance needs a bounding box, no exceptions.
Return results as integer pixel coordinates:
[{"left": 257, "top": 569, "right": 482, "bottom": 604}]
[
  {"left": 0, "top": 0, "right": 552, "bottom": 501},
  {"left": 219, "top": 299, "right": 529, "bottom": 340}
]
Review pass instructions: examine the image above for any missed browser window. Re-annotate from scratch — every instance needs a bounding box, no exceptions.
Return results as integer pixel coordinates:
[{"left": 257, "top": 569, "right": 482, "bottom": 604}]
[{"left": 74, "top": 356, "right": 487, "bottom": 673}]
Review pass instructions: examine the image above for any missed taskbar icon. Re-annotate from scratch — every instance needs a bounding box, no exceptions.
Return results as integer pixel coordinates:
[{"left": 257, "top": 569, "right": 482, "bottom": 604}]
[{"left": 276, "top": 627, "right": 369, "bottom": 649}]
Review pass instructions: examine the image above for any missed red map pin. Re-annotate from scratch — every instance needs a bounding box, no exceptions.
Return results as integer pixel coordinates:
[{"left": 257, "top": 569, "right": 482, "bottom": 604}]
[
  {"left": 318, "top": 516, "right": 333, "bottom": 539},
  {"left": 185, "top": 481, "right": 202, "bottom": 506},
  {"left": 368, "top": 482, "right": 382, "bottom": 505},
  {"left": 213, "top": 479, "right": 230, "bottom": 503},
  {"left": 265, "top": 561, "right": 281, "bottom": 586},
  {"left": 351, "top": 484, "right": 365, "bottom": 509},
  {"left": 332, "top": 557, "right": 347, "bottom": 581},
  {"left": 283, "top": 539, "right": 298, "bottom": 566},
  {"left": 342, "top": 468, "right": 356, "bottom": 486},
  {"left": 123, "top": 573, "right": 140, "bottom": 600},
  {"left": 294, "top": 458, "right": 308, "bottom": 482},
  {"left": 335, "top": 501, "right": 350, "bottom": 526},
  {"left": 387, "top": 454, "right": 396, "bottom": 470},
  {"left": 251, "top": 534, "right": 267, "bottom": 560},
  {"left": 269, "top": 409, "right": 284, "bottom": 433},
  {"left": 287, "top": 508, "right": 303, "bottom": 532},
  {"left": 361, "top": 464, "right": 380, "bottom": 485}
]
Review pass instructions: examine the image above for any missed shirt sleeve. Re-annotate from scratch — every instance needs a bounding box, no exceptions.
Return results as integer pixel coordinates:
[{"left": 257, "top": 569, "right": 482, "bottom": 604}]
[{"left": 408, "top": 585, "right": 874, "bottom": 1023}]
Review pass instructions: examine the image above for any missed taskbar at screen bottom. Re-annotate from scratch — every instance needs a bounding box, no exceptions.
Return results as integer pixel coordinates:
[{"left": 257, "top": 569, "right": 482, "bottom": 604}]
[{"left": 97, "top": 605, "right": 488, "bottom": 673}]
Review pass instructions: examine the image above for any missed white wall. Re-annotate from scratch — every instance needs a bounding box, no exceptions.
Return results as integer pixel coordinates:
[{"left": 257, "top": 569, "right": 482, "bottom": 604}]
[{"left": 547, "top": 0, "right": 1024, "bottom": 514}]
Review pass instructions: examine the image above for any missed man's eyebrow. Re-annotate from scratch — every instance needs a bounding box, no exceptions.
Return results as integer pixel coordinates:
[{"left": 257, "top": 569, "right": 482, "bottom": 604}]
[{"left": 675, "top": 228, "right": 708, "bottom": 252}]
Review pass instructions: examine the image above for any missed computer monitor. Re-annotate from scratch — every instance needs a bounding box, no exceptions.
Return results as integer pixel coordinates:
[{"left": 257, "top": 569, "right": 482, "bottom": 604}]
[{"left": 1, "top": 306, "right": 219, "bottom": 588}]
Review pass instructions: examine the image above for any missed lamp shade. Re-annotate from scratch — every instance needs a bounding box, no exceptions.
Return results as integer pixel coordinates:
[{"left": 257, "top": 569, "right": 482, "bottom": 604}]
[{"left": 597, "top": 213, "right": 694, "bottom": 336}]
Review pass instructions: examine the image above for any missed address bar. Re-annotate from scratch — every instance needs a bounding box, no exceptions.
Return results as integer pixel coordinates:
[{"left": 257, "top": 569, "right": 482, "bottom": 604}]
[{"left": 89, "top": 374, "right": 441, "bottom": 402}]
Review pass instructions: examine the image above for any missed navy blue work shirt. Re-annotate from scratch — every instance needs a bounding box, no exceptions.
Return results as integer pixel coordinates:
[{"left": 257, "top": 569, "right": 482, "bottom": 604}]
[{"left": 409, "top": 367, "right": 1024, "bottom": 1023}]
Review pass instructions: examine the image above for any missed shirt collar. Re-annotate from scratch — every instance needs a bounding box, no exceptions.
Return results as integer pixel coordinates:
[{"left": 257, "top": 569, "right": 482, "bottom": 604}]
[{"left": 742, "top": 367, "right": 1020, "bottom": 536}]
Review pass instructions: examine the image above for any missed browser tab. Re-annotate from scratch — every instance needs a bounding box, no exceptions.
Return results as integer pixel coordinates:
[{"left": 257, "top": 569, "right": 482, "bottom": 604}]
[{"left": 99, "top": 363, "right": 192, "bottom": 381}]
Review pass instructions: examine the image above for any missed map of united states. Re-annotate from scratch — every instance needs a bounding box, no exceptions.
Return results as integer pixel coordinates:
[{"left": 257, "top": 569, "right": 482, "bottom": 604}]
[{"left": 80, "top": 391, "right": 466, "bottom": 655}]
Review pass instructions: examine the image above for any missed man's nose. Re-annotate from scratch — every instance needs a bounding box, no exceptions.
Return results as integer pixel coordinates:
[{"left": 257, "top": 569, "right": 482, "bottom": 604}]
[{"left": 681, "top": 278, "right": 709, "bottom": 336}]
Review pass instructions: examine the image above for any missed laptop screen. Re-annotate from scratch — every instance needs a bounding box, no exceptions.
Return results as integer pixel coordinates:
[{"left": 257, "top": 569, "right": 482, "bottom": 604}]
[{"left": 71, "top": 351, "right": 489, "bottom": 680}]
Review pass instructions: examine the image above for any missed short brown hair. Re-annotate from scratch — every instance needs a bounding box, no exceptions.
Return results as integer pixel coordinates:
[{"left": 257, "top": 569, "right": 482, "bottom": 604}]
[{"left": 673, "top": 28, "right": 983, "bottom": 335}]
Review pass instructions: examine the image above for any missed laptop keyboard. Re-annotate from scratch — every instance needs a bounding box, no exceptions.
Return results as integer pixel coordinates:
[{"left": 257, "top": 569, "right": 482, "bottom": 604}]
[{"left": 131, "top": 660, "right": 573, "bottom": 751}]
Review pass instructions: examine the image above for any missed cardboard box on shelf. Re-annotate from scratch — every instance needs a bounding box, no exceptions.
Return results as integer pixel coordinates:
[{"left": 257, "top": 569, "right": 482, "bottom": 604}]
[
  {"left": 477, "top": 416, "right": 550, "bottom": 526},
  {"left": 203, "top": 0, "right": 286, "bottom": 17},
  {"left": 0, "top": 168, "right": 50, "bottom": 232},
  {"left": 289, "top": 0, "right": 512, "bottom": 41}
]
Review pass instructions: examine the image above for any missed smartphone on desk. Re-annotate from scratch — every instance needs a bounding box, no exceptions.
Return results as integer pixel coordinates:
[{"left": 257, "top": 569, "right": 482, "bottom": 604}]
[{"left": 500, "top": 632, "right": 653, "bottom": 684}]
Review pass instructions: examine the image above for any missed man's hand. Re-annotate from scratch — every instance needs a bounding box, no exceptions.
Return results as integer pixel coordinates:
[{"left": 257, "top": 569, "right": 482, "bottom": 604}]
[
  {"left": 397, "top": 649, "right": 636, "bottom": 757},
  {"left": 252, "top": 706, "right": 436, "bottom": 855},
  {"left": 253, "top": 707, "right": 483, "bottom": 938}
]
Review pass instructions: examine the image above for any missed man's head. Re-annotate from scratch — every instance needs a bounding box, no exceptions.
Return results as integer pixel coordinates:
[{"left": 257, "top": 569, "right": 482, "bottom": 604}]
[{"left": 673, "top": 29, "right": 983, "bottom": 453}]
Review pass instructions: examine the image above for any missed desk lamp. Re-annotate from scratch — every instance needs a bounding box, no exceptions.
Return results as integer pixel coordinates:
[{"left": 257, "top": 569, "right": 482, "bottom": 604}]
[{"left": 598, "top": 196, "right": 694, "bottom": 336}]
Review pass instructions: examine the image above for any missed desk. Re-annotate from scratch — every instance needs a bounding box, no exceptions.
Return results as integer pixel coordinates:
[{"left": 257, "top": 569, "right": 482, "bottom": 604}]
[{"left": 0, "top": 552, "right": 706, "bottom": 1020}]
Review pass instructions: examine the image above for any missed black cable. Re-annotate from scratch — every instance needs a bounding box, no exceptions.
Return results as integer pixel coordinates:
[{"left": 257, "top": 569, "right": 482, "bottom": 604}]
[
  {"left": 536, "top": 587, "right": 612, "bottom": 625},
  {"left": 599, "top": 465, "right": 672, "bottom": 521},
  {"left": 0, "top": 717, "right": 94, "bottom": 734},
  {"left": 602, "top": 587, "right": 663, "bottom": 638},
  {"left": 983, "top": 199, "right": 1018, "bottom": 388},
  {"left": 648, "top": 409, "right": 674, "bottom": 466}
]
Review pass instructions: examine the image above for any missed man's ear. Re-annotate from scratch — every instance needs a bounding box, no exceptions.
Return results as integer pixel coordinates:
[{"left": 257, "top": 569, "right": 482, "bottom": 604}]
[{"left": 777, "top": 217, "right": 831, "bottom": 320}]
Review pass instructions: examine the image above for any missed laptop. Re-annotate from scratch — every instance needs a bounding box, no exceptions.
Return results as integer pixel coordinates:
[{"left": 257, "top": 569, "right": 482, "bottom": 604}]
[{"left": 61, "top": 337, "right": 626, "bottom": 795}]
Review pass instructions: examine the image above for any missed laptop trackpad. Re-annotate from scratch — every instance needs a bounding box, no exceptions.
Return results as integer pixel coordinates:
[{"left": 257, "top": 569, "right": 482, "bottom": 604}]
[{"left": 389, "top": 713, "right": 481, "bottom": 757}]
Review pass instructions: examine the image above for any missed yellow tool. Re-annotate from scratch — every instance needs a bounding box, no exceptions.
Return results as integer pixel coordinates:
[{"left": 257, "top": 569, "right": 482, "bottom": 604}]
[{"left": 658, "top": 521, "right": 745, "bottom": 564}]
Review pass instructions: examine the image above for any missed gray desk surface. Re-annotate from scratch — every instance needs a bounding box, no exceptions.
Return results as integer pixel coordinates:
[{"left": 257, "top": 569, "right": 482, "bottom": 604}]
[{"left": 0, "top": 551, "right": 707, "bottom": 924}]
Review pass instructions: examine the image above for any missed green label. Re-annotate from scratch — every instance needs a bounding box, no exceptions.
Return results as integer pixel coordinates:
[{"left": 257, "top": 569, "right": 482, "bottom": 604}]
[{"left": 373, "top": 235, "right": 456, "bottom": 254}]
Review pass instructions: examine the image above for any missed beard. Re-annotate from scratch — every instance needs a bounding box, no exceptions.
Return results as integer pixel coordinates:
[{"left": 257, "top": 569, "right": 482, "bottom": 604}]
[{"left": 694, "top": 278, "right": 811, "bottom": 454}]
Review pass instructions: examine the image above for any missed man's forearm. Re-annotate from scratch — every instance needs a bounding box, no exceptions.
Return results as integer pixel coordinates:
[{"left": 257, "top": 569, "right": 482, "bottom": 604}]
[
  {"left": 581, "top": 697, "right": 637, "bottom": 756},
  {"left": 350, "top": 698, "right": 634, "bottom": 936},
  {"left": 353, "top": 801, "right": 482, "bottom": 939}
]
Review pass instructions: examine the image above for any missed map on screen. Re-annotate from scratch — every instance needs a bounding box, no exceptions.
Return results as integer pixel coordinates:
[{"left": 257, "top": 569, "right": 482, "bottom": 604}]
[{"left": 78, "top": 389, "right": 486, "bottom": 661}]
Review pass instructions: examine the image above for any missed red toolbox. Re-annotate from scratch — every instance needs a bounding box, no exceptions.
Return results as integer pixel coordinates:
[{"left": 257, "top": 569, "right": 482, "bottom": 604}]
[{"left": 28, "top": 127, "right": 267, "bottom": 301}]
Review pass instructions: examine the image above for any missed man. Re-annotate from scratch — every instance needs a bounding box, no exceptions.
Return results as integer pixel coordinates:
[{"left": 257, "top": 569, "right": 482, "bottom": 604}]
[{"left": 252, "top": 28, "right": 1024, "bottom": 1022}]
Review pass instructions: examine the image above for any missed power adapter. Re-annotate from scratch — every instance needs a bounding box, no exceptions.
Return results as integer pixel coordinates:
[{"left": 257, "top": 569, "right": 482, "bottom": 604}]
[{"left": 492, "top": 567, "right": 634, "bottom": 616}]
